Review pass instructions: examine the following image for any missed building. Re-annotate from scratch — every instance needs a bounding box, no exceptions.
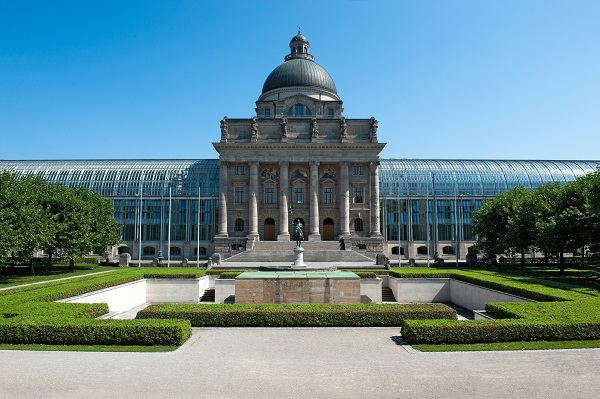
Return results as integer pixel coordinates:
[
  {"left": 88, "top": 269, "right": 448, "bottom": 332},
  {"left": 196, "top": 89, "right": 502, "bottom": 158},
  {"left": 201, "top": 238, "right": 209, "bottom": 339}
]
[{"left": 2, "top": 32, "right": 599, "bottom": 263}]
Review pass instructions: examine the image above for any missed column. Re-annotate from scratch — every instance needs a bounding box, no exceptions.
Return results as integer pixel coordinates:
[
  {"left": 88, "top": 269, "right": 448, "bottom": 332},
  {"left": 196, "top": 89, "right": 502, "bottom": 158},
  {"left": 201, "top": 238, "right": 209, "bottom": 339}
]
[
  {"left": 309, "top": 161, "right": 320, "bottom": 240},
  {"left": 370, "top": 161, "right": 382, "bottom": 236},
  {"left": 339, "top": 161, "right": 351, "bottom": 237},
  {"left": 248, "top": 161, "right": 259, "bottom": 240},
  {"left": 216, "top": 160, "right": 228, "bottom": 237},
  {"left": 278, "top": 161, "right": 290, "bottom": 241}
]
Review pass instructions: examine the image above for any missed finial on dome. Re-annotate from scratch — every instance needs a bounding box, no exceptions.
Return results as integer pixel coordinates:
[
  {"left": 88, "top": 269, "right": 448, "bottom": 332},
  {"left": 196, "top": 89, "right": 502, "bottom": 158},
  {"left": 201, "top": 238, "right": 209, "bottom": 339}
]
[{"left": 298, "top": 27, "right": 301, "bottom": 34}]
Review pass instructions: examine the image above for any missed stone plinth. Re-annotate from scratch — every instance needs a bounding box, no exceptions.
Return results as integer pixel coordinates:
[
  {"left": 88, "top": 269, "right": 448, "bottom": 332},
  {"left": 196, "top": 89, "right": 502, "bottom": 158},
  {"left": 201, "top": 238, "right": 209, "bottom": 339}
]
[
  {"left": 292, "top": 246, "right": 306, "bottom": 268},
  {"left": 235, "top": 271, "right": 361, "bottom": 304}
]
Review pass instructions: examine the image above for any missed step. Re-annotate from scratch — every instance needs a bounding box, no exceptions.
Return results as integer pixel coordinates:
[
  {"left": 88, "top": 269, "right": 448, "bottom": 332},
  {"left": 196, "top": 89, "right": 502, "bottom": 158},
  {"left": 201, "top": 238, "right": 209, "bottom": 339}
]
[
  {"left": 224, "top": 249, "right": 373, "bottom": 263},
  {"left": 381, "top": 287, "right": 396, "bottom": 302},
  {"left": 200, "top": 288, "right": 215, "bottom": 302}
]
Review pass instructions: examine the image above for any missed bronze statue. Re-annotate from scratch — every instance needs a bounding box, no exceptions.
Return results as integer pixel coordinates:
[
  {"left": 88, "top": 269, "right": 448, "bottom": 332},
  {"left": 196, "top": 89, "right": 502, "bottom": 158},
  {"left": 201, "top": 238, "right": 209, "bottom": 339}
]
[{"left": 293, "top": 220, "right": 304, "bottom": 247}]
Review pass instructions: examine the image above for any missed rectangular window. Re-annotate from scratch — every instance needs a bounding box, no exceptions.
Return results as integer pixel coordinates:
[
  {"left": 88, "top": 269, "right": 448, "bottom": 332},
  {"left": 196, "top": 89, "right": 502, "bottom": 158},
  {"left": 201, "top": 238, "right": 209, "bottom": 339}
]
[
  {"left": 295, "top": 187, "right": 304, "bottom": 204},
  {"left": 323, "top": 187, "right": 333, "bottom": 204},
  {"left": 235, "top": 165, "right": 246, "bottom": 175},
  {"left": 328, "top": 108, "right": 334, "bottom": 117},
  {"left": 352, "top": 165, "right": 363, "bottom": 175},
  {"left": 264, "top": 109, "right": 271, "bottom": 117},
  {"left": 235, "top": 187, "right": 245, "bottom": 203},
  {"left": 265, "top": 187, "right": 275, "bottom": 204},
  {"left": 353, "top": 187, "right": 363, "bottom": 203}
]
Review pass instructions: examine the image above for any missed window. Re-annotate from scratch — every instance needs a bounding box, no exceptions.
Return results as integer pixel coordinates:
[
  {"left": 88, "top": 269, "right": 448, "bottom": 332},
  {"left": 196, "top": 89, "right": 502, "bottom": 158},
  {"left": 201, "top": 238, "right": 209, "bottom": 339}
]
[
  {"left": 443, "top": 246, "right": 455, "bottom": 255},
  {"left": 235, "top": 218, "right": 244, "bottom": 231},
  {"left": 235, "top": 165, "right": 246, "bottom": 175},
  {"left": 143, "top": 246, "right": 156, "bottom": 256},
  {"left": 354, "top": 218, "right": 363, "bottom": 232},
  {"left": 287, "top": 104, "right": 312, "bottom": 117},
  {"left": 295, "top": 187, "right": 304, "bottom": 204},
  {"left": 170, "top": 247, "right": 181, "bottom": 255},
  {"left": 264, "top": 109, "right": 270, "bottom": 117},
  {"left": 118, "top": 246, "right": 129, "bottom": 254},
  {"left": 194, "top": 247, "right": 207, "bottom": 255},
  {"left": 417, "top": 246, "right": 428, "bottom": 255},
  {"left": 323, "top": 187, "right": 333, "bottom": 204},
  {"left": 352, "top": 165, "right": 363, "bottom": 175},
  {"left": 235, "top": 187, "right": 245, "bottom": 203},
  {"left": 353, "top": 187, "right": 363, "bottom": 203},
  {"left": 328, "top": 108, "right": 334, "bottom": 117},
  {"left": 264, "top": 187, "right": 275, "bottom": 204}
]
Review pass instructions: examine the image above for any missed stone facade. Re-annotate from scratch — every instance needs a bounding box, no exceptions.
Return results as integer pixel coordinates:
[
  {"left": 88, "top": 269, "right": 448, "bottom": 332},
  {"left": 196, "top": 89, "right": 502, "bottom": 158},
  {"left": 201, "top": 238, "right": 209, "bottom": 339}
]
[{"left": 212, "top": 32, "right": 385, "bottom": 253}]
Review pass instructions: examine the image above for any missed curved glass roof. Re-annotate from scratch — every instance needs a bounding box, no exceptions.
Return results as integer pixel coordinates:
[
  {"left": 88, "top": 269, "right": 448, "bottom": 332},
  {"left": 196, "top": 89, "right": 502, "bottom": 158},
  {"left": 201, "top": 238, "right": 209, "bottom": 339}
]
[
  {"left": 2, "top": 159, "right": 599, "bottom": 199},
  {"left": 0, "top": 159, "right": 219, "bottom": 197},
  {"left": 379, "top": 159, "right": 600, "bottom": 197}
]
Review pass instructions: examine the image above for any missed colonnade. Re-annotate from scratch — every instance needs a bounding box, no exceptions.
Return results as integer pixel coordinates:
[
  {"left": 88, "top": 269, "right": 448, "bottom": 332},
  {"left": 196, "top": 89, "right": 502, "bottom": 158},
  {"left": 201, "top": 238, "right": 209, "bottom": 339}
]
[{"left": 216, "top": 160, "right": 381, "bottom": 240}]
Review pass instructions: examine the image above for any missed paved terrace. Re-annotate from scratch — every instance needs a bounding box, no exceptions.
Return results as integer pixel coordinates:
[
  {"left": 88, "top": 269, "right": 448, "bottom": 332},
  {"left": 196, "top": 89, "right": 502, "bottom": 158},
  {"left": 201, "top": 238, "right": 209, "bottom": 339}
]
[{"left": 1, "top": 327, "right": 598, "bottom": 399}]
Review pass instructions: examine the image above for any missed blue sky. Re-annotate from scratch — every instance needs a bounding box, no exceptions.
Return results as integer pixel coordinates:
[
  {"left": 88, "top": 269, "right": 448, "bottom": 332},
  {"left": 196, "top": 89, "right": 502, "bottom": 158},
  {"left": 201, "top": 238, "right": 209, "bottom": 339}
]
[{"left": 1, "top": 0, "right": 599, "bottom": 161}]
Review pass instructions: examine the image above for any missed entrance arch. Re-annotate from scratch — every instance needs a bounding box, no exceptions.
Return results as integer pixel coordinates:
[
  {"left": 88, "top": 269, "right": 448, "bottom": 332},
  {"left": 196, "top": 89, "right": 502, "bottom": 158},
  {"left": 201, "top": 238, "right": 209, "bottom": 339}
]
[
  {"left": 323, "top": 218, "right": 335, "bottom": 241},
  {"left": 264, "top": 218, "right": 276, "bottom": 241}
]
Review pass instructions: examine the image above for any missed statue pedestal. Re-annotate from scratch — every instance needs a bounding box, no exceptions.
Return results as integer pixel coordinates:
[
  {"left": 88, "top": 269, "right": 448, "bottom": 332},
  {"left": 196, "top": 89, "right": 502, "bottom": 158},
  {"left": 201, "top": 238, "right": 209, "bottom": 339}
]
[{"left": 292, "top": 246, "right": 307, "bottom": 269}]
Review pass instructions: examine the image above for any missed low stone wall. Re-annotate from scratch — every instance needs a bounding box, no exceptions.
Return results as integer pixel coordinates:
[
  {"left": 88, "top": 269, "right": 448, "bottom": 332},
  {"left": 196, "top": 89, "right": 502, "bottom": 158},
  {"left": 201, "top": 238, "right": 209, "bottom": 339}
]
[
  {"left": 58, "top": 276, "right": 212, "bottom": 311},
  {"left": 390, "top": 277, "right": 536, "bottom": 310},
  {"left": 360, "top": 278, "right": 382, "bottom": 303}
]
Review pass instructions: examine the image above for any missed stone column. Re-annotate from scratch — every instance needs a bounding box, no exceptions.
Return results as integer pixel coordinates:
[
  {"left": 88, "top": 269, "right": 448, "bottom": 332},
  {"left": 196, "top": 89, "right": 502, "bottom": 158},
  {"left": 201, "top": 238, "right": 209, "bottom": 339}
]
[
  {"left": 278, "top": 161, "right": 290, "bottom": 241},
  {"left": 248, "top": 161, "right": 259, "bottom": 240},
  {"left": 309, "top": 161, "right": 320, "bottom": 240},
  {"left": 370, "top": 161, "right": 382, "bottom": 236},
  {"left": 216, "top": 160, "right": 228, "bottom": 237},
  {"left": 339, "top": 161, "right": 351, "bottom": 237}
]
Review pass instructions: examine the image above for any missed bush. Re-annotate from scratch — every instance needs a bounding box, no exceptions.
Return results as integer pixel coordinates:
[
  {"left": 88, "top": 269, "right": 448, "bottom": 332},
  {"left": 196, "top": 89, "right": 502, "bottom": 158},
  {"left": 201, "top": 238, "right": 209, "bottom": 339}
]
[{"left": 136, "top": 303, "right": 457, "bottom": 327}]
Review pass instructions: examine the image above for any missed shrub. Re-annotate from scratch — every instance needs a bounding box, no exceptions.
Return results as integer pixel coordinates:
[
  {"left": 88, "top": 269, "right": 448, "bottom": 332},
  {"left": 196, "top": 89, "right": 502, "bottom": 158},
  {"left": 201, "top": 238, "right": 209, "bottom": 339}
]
[{"left": 137, "top": 303, "right": 456, "bottom": 327}]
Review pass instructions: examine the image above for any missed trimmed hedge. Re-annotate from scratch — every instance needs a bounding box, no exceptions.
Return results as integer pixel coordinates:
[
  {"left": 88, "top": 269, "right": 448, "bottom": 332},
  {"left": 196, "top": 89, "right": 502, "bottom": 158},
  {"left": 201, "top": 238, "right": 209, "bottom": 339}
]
[
  {"left": 0, "top": 318, "right": 191, "bottom": 346},
  {"left": 402, "top": 318, "right": 600, "bottom": 344},
  {"left": 0, "top": 269, "right": 192, "bottom": 346},
  {"left": 136, "top": 303, "right": 457, "bottom": 327}
]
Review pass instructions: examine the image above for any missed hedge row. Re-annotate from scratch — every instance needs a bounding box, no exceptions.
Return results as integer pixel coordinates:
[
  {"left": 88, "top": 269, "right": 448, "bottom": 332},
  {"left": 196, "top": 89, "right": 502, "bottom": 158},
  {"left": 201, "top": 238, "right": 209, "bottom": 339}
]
[
  {"left": 402, "top": 318, "right": 600, "bottom": 344},
  {"left": 0, "top": 269, "right": 193, "bottom": 346},
  {"left": 136, "top": 303, "right": 457, "bottom": 327},
  {"left": 0, "top": 317, "right": 191, "bottom": 346}
]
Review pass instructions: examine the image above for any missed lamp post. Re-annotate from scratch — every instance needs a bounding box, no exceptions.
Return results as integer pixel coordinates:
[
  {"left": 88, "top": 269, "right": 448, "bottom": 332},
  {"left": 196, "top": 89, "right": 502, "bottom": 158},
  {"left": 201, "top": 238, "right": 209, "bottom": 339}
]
[
  {"left": 138, "top": 184, "right": 143, "bottom": 268},
  {"left": 197, "top": 185, "right": 201, "bottom": 268}
]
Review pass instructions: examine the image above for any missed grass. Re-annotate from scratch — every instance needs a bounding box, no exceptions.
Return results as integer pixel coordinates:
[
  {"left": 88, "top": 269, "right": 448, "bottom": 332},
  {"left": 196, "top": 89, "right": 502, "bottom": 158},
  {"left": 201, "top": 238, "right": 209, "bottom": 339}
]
[
  {"left": 413, "top": 339, "right": 600, "bottom": 352},
  {"left": 0, "top": 264, "right": 119, "bottom": 288},
  {"left": 0, "top": 343, "right": 178, "bottom": 352}
]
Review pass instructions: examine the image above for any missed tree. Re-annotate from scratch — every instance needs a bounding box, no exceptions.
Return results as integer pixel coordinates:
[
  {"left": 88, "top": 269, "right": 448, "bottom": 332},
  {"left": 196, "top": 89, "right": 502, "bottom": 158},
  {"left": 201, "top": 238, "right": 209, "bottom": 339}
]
[{"left": 473, "top": 186, "right": 539, "bottom": 268}]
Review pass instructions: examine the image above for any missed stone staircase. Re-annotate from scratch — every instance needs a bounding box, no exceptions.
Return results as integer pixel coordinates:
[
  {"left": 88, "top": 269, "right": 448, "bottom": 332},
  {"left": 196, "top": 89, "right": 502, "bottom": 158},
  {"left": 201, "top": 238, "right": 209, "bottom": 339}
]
[
  {"left": 200, "top": 288, "right": 215, "bottom": 302},
  {"left": 223, "top": 240, "right": 374, "bottom": 263},
  {"left": 381, "top": 287, "right": 396, "bottom": 302}
]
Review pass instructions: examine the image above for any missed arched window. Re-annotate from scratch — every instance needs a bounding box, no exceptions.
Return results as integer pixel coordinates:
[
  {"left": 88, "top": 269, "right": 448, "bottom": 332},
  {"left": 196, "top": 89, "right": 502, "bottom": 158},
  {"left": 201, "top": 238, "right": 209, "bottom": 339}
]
[
  {"left": 467, "top": 246, "right": 479, "bottom": 254},
  {"left": 417, "top": 246, "right": 428, "bottom": 255},
  {"left": 391, "top": 246, "right": 404, "bottom": 255},
  {"left": 442, "top": 246, "right": 455, "bottom": 255},
  {"left": 194, "top": 247, "right": 207, "bottom": 255},
  {"left": 235, "top": 218, "right": 244, "bottom": 231},
  {"left": 118, "top": 246, "right": 129, "bottom": 254},
  {"left": 354, "top": 218, "right": 363, "bottom": 232},
  {"left": 143, "top": 246, "right": 156, "bottom": 256},
  {"left": 170, "top": 247, "right": 181, "bottom": 255}
]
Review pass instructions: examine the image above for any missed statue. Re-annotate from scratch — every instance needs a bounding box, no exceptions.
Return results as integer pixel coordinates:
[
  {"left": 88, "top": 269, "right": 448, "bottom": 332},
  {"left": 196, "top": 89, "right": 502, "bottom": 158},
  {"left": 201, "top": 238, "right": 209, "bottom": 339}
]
[
  {"left": 311, "top": 118, "right": 319, "bottom": 138},
  {"left": 340, "top": 117, "right": 348, "bottom": 139},
  {"left": 251, "top": 117, "right": 259, "bottom": 142},
  {"left": 280, "top": 117, "right": 288, "bottom": 137},
  {"left": 220, "top": 117, "right": 228, "bottom": 142},
  {"left": 369, "top": 117, "right": 378, "bottom": 143},
  {"left": 293, "top": 220, "right": 304, "bottom": 247}
]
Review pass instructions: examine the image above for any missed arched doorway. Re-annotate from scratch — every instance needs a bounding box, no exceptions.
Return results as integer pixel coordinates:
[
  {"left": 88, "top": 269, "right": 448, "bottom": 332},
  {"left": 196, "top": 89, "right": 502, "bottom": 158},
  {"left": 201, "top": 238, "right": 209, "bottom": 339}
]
[
  {"left": 264, "top": 218, "right": 276, "bottom": 241},
  {"left": 292, "top": 217, "right": 305, "bottom": 242},
  {"left": 323, "top": 218, "right": 335, "bottom": 241}
]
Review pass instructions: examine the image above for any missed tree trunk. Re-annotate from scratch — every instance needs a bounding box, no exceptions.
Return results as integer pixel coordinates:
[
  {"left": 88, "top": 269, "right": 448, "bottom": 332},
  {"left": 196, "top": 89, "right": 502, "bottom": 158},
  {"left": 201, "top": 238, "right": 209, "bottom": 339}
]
[
  {"left": 69, "top": 258, "right": 75, "bottom": 271},
  {"left": 29, "top": 258, "right": 35, "bottom": 275},
  {"left": 581, "top": 249, "right": 585, "bottom": 268},
  {"left": 520, "top": 248, "right": 525, "bottom": 269},
  {"left": 559, "top": 251, "right": 565, "bottom": 275},
  {"left": 48, "top": 251, "right": 53, "bottom": 264}
]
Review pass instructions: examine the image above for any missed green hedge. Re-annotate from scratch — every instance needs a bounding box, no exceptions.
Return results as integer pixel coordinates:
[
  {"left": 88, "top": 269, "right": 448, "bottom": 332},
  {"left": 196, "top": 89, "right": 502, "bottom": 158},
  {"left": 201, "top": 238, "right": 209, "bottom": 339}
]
[
  {"left": 0, "top": 318, "right": 191, "bottom": 346},
  {"left": 0, "top": 268, "right": 193, "bottom": 346},
  {"left": 402, "top": 319, "right": 600, "bottom": 344},
  {"left": 136, "top": 303, "right": 456, "bottom": 327}
]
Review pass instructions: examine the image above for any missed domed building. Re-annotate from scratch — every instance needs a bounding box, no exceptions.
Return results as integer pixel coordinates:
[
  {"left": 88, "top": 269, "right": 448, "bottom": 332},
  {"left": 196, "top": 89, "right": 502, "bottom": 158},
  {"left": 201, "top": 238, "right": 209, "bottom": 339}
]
[
  {"left": 212, "top": 30, "right": 385, "bottom": 255},
  {"left": 1, "top": 31, "right": 599, "bottom": 266}
]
